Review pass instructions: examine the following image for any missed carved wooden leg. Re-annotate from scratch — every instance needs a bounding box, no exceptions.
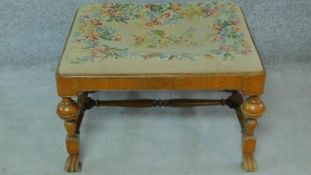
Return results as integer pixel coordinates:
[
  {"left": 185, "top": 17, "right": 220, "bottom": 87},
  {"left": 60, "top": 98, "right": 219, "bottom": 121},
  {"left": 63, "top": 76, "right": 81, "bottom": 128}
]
[
  {"left": 240, "top": 96, "right": 265, "bottom": 172},
  {"left": 57, "top": 97, "right": 82, "bottom": 172}
]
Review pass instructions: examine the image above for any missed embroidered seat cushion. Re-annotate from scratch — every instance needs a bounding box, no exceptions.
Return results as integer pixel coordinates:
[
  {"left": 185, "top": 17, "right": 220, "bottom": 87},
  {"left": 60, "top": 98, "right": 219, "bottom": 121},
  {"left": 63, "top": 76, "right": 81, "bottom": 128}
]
[{"left": 58, "top": 3, "right": 264, "bottom": 75}]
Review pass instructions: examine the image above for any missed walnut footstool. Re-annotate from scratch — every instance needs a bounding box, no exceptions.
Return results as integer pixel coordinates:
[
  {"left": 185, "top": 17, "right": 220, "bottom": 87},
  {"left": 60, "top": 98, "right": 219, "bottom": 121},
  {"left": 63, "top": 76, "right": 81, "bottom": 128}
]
[{"left": 56, "top": 3, "right": 266, "bottom": 172}]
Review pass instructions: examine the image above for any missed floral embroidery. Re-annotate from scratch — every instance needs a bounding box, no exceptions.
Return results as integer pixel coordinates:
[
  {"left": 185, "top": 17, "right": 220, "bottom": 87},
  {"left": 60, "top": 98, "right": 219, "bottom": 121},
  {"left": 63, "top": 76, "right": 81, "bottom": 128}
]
[
  {"left": 134, "top": 28, "right": 198, "bottom": 49},
  {"left": 143, "top": 4, "right": 184, "bottom": 26},
  {"left": 70, "top": 44, "right": 128, "bottom": 64},
  {"left": 209, "top": 19, "right": 252, "bottom": 59},
  {"left": 100, "top": 4, "right": 141, "bottom": 23},
  {"left": 65, "top": 3, "right": 255, "bottom": 64}
]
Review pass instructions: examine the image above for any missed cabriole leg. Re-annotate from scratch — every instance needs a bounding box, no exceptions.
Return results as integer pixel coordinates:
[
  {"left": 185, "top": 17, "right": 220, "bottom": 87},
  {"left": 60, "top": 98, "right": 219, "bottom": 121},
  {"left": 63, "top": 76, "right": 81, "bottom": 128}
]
[
  {"left": 57, "top": 97, "right": 82, "bottom": 172},
  {"left": 240, "top": 96, "right": 265, "bottom": 172}
]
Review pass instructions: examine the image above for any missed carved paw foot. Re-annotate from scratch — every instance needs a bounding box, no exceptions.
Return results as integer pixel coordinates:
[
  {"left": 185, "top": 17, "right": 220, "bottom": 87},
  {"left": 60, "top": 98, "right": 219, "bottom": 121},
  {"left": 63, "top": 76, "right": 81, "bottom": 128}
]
[
  {"left": 65, "top": 154, "right": 81, "bottom": 172},
  {"left": 242, "top": 154, "right": 257, "bottom": 172}
]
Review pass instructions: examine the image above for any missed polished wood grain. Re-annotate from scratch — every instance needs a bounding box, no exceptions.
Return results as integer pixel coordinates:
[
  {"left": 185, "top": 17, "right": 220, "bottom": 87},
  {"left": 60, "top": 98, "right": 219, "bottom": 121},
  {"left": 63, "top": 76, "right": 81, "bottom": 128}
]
[
  {"left": 91, "top": 99, "right": 226, "bottom": 107},
  {"left": 57, "top": 97, "right": 81, "bottom": 172},
  {"left": 56, "top": 72, "right": 265, "bottom": 97},
  {"left": 240, "top": 96, "right": 265, "bottom": 172}
]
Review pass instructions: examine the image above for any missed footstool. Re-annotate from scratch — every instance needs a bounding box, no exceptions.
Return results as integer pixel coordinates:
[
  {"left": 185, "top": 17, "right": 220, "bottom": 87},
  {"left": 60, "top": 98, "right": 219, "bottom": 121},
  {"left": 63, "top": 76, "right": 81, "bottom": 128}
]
[{"left": 56, "top": 2, "right": 266, "bottom": 172}]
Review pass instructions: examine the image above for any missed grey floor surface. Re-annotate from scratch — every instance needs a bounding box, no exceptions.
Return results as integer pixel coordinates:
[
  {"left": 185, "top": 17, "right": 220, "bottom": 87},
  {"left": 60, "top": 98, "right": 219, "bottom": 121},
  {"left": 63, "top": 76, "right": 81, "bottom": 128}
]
[{"left": 0, "top": 63, "right": 311, "bottom": 175}]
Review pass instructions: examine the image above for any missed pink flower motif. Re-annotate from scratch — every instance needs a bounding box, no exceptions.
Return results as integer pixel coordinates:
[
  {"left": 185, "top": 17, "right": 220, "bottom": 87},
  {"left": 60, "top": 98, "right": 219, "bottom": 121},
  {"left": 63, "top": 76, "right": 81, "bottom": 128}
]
[
  {"left": 162, "top": 12, "right": 172, "bottom": 19},
  {"left": 206, "top": 9, "right": 216, "bottom": 16}
]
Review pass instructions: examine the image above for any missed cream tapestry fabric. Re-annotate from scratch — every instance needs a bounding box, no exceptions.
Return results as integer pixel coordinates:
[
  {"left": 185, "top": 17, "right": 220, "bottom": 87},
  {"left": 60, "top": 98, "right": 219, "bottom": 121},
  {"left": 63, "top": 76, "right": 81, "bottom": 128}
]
[{"left": 58, "top": 3, "right": 263, "bottom": 75}]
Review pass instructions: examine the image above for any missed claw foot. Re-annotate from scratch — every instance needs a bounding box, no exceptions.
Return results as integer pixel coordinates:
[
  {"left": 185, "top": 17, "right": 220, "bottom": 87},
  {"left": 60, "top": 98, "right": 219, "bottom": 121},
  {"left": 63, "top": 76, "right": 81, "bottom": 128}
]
[
  {"left": 65, "top": 154, "right": 81, "bottom": 172},
  {"left": 242, "top": 154, "right": 257, "bottom": 172}
]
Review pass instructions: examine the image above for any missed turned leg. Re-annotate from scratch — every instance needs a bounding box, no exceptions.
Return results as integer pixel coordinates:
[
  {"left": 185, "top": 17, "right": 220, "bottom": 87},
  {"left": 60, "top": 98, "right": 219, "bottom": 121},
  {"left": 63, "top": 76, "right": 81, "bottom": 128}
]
[
  {"left": 240, "top": 96, "right": 265, "bottom": 172},
  {"left": 57, "top": 97, "right": 82, "bottom": 172}
]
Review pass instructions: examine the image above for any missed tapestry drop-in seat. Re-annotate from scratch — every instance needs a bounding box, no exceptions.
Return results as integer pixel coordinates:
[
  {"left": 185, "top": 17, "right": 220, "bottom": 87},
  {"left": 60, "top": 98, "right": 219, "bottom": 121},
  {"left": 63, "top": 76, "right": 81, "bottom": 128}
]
[{"left": 56, "top": 2, "right": 266, "bottom": 172}]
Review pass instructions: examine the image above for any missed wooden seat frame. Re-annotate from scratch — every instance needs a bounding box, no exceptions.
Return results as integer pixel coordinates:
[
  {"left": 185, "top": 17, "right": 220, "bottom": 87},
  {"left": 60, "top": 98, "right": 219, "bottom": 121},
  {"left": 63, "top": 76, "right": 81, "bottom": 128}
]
[{"left": 56, "top": 70, "right": 265, "bottom": 172}]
